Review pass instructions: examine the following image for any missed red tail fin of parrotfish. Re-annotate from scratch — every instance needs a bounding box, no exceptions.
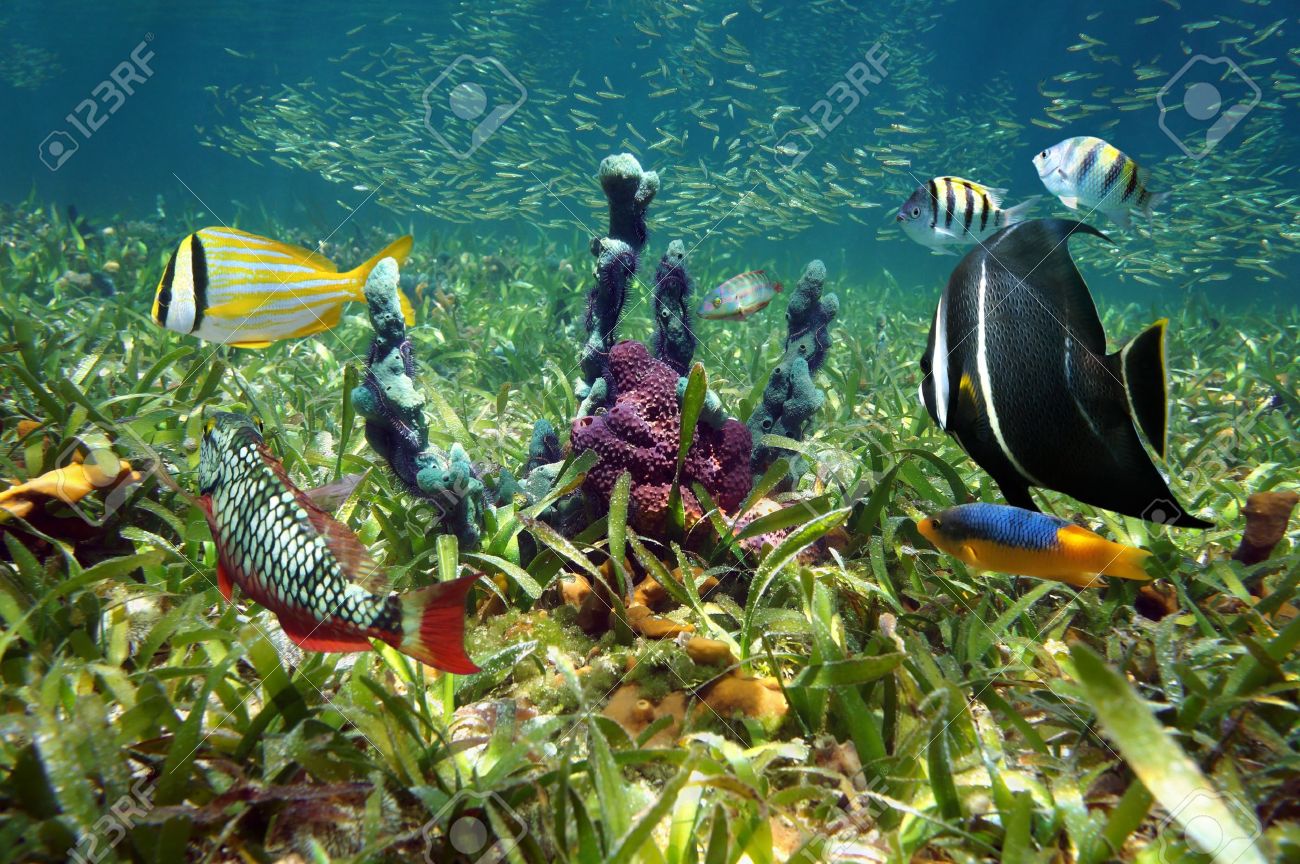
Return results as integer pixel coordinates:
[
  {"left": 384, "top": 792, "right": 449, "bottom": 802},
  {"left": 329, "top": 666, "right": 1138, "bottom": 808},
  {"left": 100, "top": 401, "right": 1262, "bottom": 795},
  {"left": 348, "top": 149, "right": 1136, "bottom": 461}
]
[{"left": 393, "top": 573, "right": 481, "bottom": 673}]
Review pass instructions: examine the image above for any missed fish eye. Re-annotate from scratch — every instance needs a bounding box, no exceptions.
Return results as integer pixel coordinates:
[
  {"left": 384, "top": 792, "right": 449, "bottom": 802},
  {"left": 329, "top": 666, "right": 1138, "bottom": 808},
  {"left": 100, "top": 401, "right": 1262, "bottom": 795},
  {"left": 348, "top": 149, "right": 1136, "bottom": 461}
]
[
  {"left": 931, "top": 518, "right": 942, "bottom": 529},
  {"left": 910, "top": 207, "right": 920, "bottom": 218},
  {"left": 1040, "top": 150, "right": 1048, "bottom": 158},
  {"left": 253, "top": 417, "right": 264, "bottom": 432}
]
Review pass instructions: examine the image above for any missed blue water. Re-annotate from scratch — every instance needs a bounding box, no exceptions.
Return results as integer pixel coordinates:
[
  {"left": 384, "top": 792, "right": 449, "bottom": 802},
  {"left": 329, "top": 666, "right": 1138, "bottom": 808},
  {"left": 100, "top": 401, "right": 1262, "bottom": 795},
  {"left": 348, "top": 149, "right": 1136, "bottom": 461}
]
[{"left": 2, "top": 0, "right": 1296, "bottom": 308}]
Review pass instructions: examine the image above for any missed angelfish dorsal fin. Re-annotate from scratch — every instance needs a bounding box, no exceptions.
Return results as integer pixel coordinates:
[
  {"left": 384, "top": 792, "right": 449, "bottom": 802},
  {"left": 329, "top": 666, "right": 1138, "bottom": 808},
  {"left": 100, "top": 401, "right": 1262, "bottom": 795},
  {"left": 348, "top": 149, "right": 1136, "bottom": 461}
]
[{"left": 985, "top": 219, "right": 1112, "bottom": 353}]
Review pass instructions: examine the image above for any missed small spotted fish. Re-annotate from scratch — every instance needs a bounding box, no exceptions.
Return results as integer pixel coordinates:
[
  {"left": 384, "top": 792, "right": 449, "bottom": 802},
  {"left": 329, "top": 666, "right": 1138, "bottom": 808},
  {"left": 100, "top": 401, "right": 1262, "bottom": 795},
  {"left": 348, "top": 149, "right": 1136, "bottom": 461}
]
[
  {"left": 916, "top": 503, "right": 1151, "bottom": 589},
  {"left": 1033, "top": 136, "right": 1168, "bottom": 229},
  {"left": 697, "top": 271, "right": 782, "bottom": 320},
  {"left": 197, "top": 412, "right": 478, "bottom": 672}
]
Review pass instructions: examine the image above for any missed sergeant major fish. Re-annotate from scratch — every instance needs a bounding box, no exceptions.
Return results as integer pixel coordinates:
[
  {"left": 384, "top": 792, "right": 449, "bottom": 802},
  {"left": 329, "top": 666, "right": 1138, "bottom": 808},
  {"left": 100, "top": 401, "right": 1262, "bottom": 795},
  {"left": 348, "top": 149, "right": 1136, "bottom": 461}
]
[
  {"left": 918, "top": 218, "right": 1210, "bottom": 529},
  {"left": 152, "top": 227, "right": 415, "bottom": 348},
  {"left": 697, "top": 270, "right": 782, "bottom": 320},
  {"left": 917, "top": 502, "right": 1151, "bottom": 588},
  {"left": 897, "top": 176, "right": 1039, "bottom": 253},
  {"left": 197, "top": 412, "right": 479, "bottom": 672},
  {"left": 1033, "top": 136, "right": 1168, "bottom": 229}
]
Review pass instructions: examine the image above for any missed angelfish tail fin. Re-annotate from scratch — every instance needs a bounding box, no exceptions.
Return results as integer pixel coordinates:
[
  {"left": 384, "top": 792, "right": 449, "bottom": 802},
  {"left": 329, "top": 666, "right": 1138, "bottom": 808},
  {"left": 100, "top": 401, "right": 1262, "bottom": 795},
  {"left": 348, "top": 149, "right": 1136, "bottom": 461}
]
[
  {"left": 349, "top": 234, "right": 416, "bottom": 325},
  {"left": 395, "top": 573, "right": 480, "bottom": 673},
  {"left": 1099, "top": 544, "right": 1153, "bottom": 582},
  {"left": 1118, "top": 319, "right": 1169, "bottom": 458}
]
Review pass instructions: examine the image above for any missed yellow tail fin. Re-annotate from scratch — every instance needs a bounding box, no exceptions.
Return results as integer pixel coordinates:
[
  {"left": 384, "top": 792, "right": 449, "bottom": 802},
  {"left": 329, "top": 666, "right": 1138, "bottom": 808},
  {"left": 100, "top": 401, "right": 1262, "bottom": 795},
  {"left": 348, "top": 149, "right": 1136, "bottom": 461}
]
[
  {"left": 1101, "top": 544, "right": 1153, "bottom": 582},
  {"left": 349, "top": 235, "right": 416, "bottom": 325}
]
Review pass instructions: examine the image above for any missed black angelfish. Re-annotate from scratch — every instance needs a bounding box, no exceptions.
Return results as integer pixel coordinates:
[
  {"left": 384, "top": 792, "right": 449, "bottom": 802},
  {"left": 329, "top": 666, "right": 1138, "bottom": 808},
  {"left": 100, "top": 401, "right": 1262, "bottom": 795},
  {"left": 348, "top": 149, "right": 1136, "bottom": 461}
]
[{"left": 918, "top": 218, "right": 1210, "bottom": 529}]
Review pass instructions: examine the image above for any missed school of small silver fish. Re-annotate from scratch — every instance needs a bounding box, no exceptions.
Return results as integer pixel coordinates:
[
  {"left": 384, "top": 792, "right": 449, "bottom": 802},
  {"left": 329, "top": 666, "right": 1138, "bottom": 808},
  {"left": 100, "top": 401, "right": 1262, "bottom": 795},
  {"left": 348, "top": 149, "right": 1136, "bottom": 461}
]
[{"left": 202, "top": 0, "right": 1299, "bottom": 290}]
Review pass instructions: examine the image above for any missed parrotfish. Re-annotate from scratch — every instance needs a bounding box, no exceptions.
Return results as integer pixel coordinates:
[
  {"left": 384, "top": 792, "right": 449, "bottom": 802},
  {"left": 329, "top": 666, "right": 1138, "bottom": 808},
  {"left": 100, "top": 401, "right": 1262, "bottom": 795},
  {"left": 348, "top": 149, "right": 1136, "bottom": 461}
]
[
  {"left": 918, "top": 218, "right": 1210, "bottom": 529},
  {"left": 916, "top": 503, "right": 1151, "bottom": 588},
  {"left": 152, "top": 227, "right": 415, "bottom": 348},
  {"left": 197, "top": 412, "right": 478, "bottom": 673},
  {"left": 897, "top": 176, "right": 1038, "bottom": 253},
  {"left": 1033, "top": 136, "right": 1168, "bottom": 229},
  {"left": 697, "top": 270, "right": 782, "bottom": 320}
]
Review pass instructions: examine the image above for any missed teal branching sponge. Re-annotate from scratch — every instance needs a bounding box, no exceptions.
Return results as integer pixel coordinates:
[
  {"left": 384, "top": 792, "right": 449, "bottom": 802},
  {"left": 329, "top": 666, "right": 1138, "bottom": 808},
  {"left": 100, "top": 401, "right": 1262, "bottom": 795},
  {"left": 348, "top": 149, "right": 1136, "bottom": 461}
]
[
  {"left": 577, "top": 154, "right": 659, "bottom": 410},
  {"left": 651, "top": 239, "right": 696, "bottom": 375},
  {"left": 747, "top": 259, "right": 839, "bottom": 485},
  {"left": 352, "top": 257, "right": 486, "bottom": 548}
]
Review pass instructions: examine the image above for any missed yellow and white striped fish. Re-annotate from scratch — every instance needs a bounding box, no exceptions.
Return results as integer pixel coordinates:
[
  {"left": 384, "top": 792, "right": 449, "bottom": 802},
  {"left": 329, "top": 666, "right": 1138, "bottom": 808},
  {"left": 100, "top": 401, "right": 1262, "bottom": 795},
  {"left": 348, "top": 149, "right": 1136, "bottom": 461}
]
[
  {"left": 1033, "top": 136, "right": 1168, "bottom": 230},
  {"left": 151, "top": 227, "right": 414, "bottom": 348},
  {"left": 896, "top": 177, "right": 1038, "bottom": 254}
]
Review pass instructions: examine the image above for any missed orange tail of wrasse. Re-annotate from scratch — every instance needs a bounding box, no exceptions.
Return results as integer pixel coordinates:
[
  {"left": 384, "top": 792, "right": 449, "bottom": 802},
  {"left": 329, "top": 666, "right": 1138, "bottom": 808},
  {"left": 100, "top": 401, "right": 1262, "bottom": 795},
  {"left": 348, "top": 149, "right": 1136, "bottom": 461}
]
[{"left": 1098, "top": 542, "right": 1153, "bottom": 582}]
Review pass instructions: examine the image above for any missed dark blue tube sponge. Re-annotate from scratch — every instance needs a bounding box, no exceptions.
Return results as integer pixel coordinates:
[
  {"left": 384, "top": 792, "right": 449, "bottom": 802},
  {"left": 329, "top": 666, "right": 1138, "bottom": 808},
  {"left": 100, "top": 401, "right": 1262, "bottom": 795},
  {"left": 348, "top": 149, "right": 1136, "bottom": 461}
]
[
  {"left": 351, "top": 257, "right": 485, "bottom": 548},
  {"left": 651, "top": 239, "right": 696, "bottom": 375},
  {"left": 747, "top": 260, "right": 839, "bottom": 486}
]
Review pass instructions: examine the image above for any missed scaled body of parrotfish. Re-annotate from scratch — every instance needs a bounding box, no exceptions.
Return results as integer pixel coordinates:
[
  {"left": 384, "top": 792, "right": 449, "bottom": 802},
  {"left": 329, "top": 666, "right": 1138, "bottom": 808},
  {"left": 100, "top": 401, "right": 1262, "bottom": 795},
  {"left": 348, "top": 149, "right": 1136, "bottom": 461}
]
[{"left": 197, "top": 412, "right": 478, "bottom": 673}]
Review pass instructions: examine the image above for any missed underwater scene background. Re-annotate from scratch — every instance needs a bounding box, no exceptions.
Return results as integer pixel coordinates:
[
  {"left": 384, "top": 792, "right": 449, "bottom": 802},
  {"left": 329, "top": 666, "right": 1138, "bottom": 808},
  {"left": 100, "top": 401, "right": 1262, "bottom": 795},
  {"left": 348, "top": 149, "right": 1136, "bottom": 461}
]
[{"left": 0, "top": 0, "right": 1298, "bottom": 862}]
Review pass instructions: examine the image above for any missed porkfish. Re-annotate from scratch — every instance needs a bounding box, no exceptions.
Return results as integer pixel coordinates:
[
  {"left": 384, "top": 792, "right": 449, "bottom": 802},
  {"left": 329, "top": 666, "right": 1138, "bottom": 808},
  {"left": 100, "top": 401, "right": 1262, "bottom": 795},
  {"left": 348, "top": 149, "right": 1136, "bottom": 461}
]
[{"left": 152, "top": 227, "right": 414, "bottom": 348}]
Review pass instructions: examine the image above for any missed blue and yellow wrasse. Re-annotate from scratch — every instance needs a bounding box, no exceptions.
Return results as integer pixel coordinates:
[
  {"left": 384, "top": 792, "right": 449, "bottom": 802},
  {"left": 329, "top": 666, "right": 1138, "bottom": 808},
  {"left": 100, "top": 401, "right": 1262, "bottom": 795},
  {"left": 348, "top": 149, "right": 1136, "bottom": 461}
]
[
  {"left": 697, "top": 271, "right": 782, "bottom": 320},
  {"left": 916, "top": 503, "right": 1151, "bottom": 588},
  {"left": 152, "top": 227, "right": 414, "bottom": 348},
  {"left": 197, "top": 412, "right": 478, "bottom": 672}
]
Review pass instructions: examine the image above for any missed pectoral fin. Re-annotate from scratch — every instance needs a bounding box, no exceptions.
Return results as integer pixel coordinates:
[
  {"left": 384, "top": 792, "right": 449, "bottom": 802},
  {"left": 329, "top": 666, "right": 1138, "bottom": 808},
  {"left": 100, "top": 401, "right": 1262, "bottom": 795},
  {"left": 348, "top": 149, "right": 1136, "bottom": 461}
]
[{"left": 216, "top": 561, "right": 233, "bottom": 601}]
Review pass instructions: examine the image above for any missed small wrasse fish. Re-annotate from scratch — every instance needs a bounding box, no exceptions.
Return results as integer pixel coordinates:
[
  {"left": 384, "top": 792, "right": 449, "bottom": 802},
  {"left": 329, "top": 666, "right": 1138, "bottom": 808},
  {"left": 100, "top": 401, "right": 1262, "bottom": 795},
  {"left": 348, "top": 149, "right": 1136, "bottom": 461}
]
[
  {"left": 1033, "top": 136, "right": 1168, "bottom": 229},
  {"left": 197, "top": 412, "right": 478, "bottom": 672},
  {"left": 897, "top": 176, "right": 1038, "bottom": 253},
  {"left": 697, "top": 270, "right": 782, "bottom": 320},
  {"left": 916, "top": 502, "right": 1151, "bottom": 588},
  {"left": 152, "top": 227, "right": 415, "bottom": 348}
]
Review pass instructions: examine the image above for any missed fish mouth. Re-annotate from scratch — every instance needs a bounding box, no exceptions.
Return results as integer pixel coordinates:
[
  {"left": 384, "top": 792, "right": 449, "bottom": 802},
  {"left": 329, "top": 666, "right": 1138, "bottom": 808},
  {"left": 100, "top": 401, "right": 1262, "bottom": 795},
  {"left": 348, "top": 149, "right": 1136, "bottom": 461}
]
[{"left": 895, "top": 213, "right": 905, "bottom": 222}]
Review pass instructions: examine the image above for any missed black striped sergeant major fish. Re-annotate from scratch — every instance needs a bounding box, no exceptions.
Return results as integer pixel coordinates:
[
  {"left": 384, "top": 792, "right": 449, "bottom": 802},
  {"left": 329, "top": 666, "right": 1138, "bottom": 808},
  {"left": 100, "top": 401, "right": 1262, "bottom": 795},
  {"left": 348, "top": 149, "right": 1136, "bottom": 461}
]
[
  {"left": 896, "top": 176, "right": 1038, "bottom": 254},
  {"left": 197, "top": 412, "right": 479, "bottom": 672},
  {"left": 1033, "top": 136, "right": 1168, "bottom": 230},
  {"left": 918, "top": 219, "right": 1211, "bottom": 529},
  {"left": 152, "top": 227, "right": 414, "bottom": 348}
]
